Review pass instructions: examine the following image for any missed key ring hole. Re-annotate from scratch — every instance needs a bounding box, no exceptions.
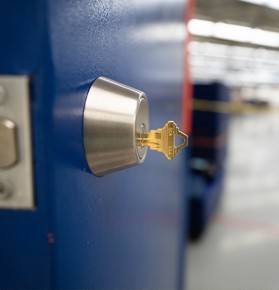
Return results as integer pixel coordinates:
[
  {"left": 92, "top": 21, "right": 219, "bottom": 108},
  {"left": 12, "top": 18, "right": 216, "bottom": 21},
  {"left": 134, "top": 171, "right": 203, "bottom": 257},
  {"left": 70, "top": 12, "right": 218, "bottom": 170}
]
[{"left": 175, "top": 134, "right": 185, "bottom": 148}]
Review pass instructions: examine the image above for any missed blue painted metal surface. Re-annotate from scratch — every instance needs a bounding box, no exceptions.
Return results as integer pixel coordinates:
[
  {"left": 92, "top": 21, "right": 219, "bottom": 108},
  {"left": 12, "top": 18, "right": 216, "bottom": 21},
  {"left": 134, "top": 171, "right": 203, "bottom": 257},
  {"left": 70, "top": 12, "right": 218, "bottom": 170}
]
[{"left": 0, "top": 0, "right": 189, "bottom": 288}]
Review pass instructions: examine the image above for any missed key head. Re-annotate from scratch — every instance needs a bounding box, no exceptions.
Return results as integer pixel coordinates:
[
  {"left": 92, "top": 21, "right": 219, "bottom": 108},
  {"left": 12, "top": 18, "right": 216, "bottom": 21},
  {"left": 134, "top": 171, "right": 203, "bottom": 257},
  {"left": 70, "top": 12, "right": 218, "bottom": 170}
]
[{"left": 161, "top": 121, "right": 188, "bottom": 160}]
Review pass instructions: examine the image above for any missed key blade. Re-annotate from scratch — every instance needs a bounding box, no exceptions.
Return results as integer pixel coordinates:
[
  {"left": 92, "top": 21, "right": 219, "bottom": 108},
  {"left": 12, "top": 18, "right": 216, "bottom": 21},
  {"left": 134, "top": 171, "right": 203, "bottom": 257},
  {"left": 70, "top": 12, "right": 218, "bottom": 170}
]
[{"left": 137, "top": 130, "right": 162, "bottom": 150}]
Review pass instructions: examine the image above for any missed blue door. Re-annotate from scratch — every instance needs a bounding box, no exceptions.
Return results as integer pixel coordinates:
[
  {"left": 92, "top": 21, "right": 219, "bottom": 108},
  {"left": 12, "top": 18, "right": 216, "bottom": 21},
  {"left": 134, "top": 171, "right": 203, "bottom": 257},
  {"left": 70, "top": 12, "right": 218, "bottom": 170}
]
[{"left": 0, "top": 1, "right": 190, "bottom": 288}]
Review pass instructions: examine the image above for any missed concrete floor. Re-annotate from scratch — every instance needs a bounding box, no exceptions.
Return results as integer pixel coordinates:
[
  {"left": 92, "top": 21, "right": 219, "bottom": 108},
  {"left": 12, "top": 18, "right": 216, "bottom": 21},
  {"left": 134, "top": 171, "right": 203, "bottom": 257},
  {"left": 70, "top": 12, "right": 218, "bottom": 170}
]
[{"left": 186, "top": 113, "right": 279, "bottom": 290}]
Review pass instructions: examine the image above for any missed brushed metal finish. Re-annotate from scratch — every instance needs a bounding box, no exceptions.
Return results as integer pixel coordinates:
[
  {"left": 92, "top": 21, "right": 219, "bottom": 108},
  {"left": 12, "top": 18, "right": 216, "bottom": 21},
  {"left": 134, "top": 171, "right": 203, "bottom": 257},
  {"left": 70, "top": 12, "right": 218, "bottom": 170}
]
[
  {"left": 0, "top": 118, "right": 17, "bottom": 168},
  {"left": 0, "top": 76, "right": 34, "bottom": 209},
  {"left": 84, "top": 77, "right": 149, "bottom": 176}
]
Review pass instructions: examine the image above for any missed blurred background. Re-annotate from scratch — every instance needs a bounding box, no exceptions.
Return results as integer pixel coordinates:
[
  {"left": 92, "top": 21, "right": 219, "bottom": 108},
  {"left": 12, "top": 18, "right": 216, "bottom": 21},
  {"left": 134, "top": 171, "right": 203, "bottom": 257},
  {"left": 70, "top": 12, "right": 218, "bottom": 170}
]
[{"left": 186, "top": 0, "right": 279, "bottom": 289}]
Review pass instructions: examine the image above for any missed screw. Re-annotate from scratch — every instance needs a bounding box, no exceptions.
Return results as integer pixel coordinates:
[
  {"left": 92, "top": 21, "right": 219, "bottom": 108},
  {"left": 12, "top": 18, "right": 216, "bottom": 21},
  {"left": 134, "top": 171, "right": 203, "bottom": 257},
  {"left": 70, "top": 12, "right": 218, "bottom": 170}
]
[{"left": 0, "top": 85, "right": 6, "bottom": 105}]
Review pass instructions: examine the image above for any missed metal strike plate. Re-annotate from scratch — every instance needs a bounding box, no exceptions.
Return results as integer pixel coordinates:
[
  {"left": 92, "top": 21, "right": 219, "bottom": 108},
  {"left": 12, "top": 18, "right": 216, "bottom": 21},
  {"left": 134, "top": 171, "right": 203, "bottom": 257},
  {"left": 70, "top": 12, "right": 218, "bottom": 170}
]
[
  {"left": 0, "top": 76, "right": 34, "bottom": 209},
  {"left": 84, "top": 77, "right": 149, "bottom": 176}
]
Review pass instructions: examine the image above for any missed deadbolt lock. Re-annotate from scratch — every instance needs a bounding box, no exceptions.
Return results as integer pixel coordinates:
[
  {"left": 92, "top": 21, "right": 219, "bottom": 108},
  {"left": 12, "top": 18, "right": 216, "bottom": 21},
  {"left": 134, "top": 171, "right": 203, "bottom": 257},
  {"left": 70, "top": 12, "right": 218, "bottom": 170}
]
[{"left": 83, "top": 77, "right": 188, "bottom": 176}]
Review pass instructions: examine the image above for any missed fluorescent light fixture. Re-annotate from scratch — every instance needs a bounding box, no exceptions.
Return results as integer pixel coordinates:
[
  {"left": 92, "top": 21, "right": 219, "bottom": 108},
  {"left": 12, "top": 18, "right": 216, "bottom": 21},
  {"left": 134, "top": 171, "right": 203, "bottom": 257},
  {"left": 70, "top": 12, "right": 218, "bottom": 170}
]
[
  {"left": 238, "top": 0, "right": 279, "bottom": 10},
  {"left": 214, "top": 22, "right": 252, "bottom": 42},
  {"left": 188, "top": 19, "right": 279, "bottom": 48},
  {"left": 187, "top": 19, "right": 214, "bottom": 37},
  {"left": 251, "top": 29, "right": 279, "bottom": 47}
]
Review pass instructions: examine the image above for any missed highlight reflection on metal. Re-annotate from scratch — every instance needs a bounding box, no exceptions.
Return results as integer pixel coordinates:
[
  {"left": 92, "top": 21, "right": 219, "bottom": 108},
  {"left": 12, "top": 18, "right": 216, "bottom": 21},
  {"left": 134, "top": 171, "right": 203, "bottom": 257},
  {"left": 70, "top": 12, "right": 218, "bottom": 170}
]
[
  {"left": 137, "top": 121, "right": 188, "bottom": 160},
  {"left": 83, "top": 77, "right": 149, "bottom": 176}
]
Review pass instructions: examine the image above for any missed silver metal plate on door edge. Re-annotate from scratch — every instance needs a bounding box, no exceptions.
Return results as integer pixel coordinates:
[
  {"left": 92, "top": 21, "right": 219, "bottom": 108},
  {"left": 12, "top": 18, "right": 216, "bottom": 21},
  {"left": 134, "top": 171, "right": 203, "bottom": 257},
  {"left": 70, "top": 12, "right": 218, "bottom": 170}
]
[{"left": 0, "top": 76, "right": 34, "bottom": 209}]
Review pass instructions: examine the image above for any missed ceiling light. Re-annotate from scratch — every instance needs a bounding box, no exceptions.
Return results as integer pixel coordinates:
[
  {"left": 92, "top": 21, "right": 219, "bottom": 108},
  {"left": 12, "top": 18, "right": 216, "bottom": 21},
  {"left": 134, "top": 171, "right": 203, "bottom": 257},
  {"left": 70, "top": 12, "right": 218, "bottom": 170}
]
[
  {"left": 238, "top": 0, "right": 279, "bottom": 10},
  {"left": 188, "top": 19, "right": 279, "bottom": 48},
  {"left": 187, "top": 19, "right": 214, "bottom": 37},
  {"left": 214, "top": 22, "right": 252, "bottom": 42}
]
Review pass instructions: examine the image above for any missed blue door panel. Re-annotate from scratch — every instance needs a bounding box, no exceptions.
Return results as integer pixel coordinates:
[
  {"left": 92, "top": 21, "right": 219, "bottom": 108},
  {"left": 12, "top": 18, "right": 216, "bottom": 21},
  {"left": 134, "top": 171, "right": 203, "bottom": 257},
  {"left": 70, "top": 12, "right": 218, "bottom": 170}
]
[{"left": 0, "top": 1, "right": 189, "bottom": 288}]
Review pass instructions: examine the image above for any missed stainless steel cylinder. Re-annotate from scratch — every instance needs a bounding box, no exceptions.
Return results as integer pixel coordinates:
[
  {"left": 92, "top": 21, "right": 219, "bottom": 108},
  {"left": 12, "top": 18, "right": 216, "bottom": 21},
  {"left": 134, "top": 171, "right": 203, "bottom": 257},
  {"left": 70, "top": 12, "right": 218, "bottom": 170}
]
[{"left": 83, "top": 77, "right": 149, "bottom": 176}]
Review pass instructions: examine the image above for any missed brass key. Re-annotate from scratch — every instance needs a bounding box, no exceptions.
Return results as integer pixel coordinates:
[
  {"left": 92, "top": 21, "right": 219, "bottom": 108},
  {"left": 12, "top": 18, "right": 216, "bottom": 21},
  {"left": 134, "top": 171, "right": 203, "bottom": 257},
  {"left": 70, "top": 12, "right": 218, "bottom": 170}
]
[{"left": 137, "top": 121, "right": 188, "bottom": 160}]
